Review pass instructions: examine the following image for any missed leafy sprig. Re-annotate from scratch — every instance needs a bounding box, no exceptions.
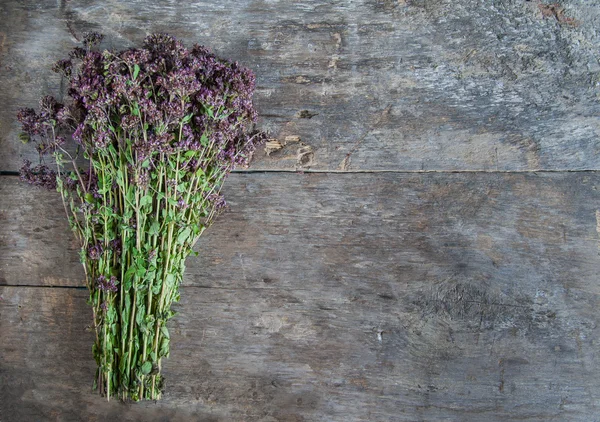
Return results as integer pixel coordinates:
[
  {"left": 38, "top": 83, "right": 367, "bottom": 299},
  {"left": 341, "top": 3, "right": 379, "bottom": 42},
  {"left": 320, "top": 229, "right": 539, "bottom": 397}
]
[{"left": 18, "top": 32, "right": 266, "bottom": 401}]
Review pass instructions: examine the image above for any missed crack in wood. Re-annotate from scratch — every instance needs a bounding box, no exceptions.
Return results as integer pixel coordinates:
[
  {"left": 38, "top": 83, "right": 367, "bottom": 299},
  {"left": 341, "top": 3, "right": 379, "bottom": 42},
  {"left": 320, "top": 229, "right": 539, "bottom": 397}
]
[{"left": 337, "top": 104, "right": 393, "bottom": 171}]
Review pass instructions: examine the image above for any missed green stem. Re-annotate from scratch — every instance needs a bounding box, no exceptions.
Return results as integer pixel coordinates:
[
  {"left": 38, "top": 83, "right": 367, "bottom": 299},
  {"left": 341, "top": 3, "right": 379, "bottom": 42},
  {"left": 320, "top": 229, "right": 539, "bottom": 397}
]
[{"left": 103, "top": 301, "right": 109, "bottom": 400}]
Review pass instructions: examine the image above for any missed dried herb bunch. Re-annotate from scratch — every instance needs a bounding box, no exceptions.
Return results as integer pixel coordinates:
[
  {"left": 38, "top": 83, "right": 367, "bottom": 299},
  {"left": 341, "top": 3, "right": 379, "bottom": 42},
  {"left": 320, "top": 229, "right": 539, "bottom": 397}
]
[{"left": 18, "top": 32, "right": 266, "bottom": 401}]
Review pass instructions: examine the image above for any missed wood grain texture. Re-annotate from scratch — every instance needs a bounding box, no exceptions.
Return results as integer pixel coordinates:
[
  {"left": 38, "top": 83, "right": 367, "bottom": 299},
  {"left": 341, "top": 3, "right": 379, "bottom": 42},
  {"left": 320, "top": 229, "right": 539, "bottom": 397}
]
[
  {"left": 2, "top": 172, "right": 600, "bottom": 289},
  {"left": 2, "top": 172, "right": 600, "bottom": 420},
  {"left": 2, "top": 0, "right": 600, "bottom": 419},
  {"left": 0, "top": 283, "right": 597, "bottom": 422},
  {"left": 1, "top": 0, "right": 600, "bottom": 172}
]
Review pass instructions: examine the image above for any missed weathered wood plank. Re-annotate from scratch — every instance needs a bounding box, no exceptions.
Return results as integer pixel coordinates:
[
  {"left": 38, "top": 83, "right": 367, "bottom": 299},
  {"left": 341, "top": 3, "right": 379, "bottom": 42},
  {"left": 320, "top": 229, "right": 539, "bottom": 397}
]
[
  {"left": 2, "top": 172, "right": 600, "bottom": 292},
  {"left": 1, "top": 279, "right": 599, "bottom": 421},
  {"left": 1, "top": 0, "right": 599, "bottom": 172}
]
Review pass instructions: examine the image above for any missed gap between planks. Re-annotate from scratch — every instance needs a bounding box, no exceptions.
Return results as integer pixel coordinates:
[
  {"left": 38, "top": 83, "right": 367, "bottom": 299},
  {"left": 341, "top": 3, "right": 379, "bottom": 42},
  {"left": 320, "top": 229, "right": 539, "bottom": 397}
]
[
  {"left": 0, "top": 284, "right": 294, "bottom": 291},
  {"left": 2, "top": 169, "right": 600, "bottom": 177}
]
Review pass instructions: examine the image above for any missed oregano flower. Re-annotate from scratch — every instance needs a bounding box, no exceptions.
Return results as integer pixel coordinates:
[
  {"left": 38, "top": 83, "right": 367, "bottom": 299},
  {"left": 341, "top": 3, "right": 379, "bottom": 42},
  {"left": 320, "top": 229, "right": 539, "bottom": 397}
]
[{"left": 18, "top": 32, "right": 267, "bottom": 401}]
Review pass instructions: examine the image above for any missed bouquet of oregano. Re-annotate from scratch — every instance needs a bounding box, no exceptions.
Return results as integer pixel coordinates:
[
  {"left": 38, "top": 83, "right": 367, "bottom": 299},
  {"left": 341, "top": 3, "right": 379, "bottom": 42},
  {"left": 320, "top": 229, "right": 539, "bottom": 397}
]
[{"left": 18, "top": 33, "right": 266, "bottom": 401}]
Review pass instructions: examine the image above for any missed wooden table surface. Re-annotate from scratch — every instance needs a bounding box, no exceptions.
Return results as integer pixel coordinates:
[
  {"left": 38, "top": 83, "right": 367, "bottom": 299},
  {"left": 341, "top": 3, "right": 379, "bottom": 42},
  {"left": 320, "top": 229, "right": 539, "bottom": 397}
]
[{"left": 1, "top": 1, "right": 600, "bottom": 421}]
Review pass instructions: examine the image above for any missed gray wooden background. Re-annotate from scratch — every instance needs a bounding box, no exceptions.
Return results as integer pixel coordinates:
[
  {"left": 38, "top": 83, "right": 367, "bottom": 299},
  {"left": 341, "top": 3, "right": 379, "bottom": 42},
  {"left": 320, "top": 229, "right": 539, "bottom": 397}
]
[{"left": 1, "top": 1, "right": 600, "bottom": 421}]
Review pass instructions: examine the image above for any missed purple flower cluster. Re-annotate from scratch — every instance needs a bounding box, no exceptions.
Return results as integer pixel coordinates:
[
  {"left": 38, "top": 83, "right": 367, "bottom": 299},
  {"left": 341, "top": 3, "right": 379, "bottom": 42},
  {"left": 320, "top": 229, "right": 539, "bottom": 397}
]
[
  {"left": 18, "top": 32, "right": 266, "bottom": 192},
  {"left": 19, "top": 160, "right": 58, "bottom": 190},
  {"left": 17, "top": 108, "right": 44, "bottom": 135},
  {"left": 52, "top": 59, "right": 73, "bottom": 77},
  {"left": 17, "top": 95, "right": 72, "bottom": 136},
  {"left": 65, "top": 33, "right": 262, "bottom": 164},
  {"left": 110, "top": 238, "right": 122, "bottom": 254},
  {"left": 82, "top": 32, "right": 104, "bottom": 49},
  {"left": 96, "top": 275, "right": 118, "bottom": 292},
  {"left": 205, "top": 192, "right": 227, "bottom": 210},
  {"left": 88, "top": 243, "right": 103, "bottom": 260}
]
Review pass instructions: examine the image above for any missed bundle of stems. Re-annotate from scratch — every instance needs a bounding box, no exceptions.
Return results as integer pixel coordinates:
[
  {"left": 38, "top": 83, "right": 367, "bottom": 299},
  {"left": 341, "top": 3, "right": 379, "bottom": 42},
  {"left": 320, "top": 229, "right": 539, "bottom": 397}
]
[{"left": 18, "top": 33, "right": 266, "bottom": 400}]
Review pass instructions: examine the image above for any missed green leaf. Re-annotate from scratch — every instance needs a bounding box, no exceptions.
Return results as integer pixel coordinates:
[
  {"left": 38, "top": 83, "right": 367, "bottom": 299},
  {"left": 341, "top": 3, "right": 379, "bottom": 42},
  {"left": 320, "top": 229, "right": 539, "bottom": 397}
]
[
  {"left": 84, "top": 193, "right": 94, "bottom": 203},
  {"left": 159, "top": 338, "right": 170, "bottom": 358},
  {"left": 120, "top": 352, "right": 129, "bottom": 374},
  {"left": 136, "top": 303, "right": 146, "bottom": 326},
  {"left": 141, "top": 361, "right": 152, "bottom": 375},
  {"left": 107, "top": 306, "right": 118, "bottom": 324},
  {"left": 141, "top": 159, "right": 150, "bottom": 168},
  {"left": 97, "top": 183, "right": 109, "bottom": 196},
  {"left": 200, "top": 133, "right": 209, "bottom": 147},
  {"left": 115, "top": 172, "right": 125, "bottom": 188},
  {"left": 124, "top": 292, "right": 131, "bottom": 312},
  {"left": 55, "top": 177, "right": 64, "bottom": 192},
  {"left": 161, "top": 325, "right": 170, "bottom": 339},
  {"left": 133, "top": 64, "right": 140, "bottom": 80},
  {"left": 18, "top": 132, "right": 30, "bottom": 144},
  {"left": 149, "top": 221, "right": 160, "bottom": 236},
  {"left": 124, "top": 266, "right": 136, "bottom": 289},
  {"left": 177, "top": 227, "right": 191, "bottom": 245},
  {"left": 140, "top": 195, "right": 153, "bottom": 207}
]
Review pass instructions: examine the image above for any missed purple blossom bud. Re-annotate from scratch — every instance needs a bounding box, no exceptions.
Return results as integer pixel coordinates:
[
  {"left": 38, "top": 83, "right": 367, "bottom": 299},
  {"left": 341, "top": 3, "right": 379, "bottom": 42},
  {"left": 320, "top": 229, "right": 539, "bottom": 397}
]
[
  {"left": 177, "top": 197, "right": 189, "bottom": 209},
  {"left": 96, "top": 275, "right": 118, "bottom": 292},
  {"left": 206, "top": 192, "right": 226, "bottom": 210},
  {"left": 88, "top": 243, "right": 103, "bottom": 260},
  {"left": 120, "top": 48, "right": 150, "bottom": 66},
  {"left": 82, "top": 32, "right": 104, "bottom": 49},
  {"left": 19, "top": 160, "right": 57, "bottom": 190},
  {"left": 72, "top": 123, "right": 87, "bottom": 145},
  {"left": 52, "top": 59, "right": 73, "bottom": 77},
  {"left": 16, "top": 108, "right": 43, "bottom": 135},
  {"left": 92, "top": 129, "right": 111, "bottom": 149},
  {"left": 110, "top": 238, "right": 122, "bottom": 254},
  {"left": 135, "top": 170, "right": 149, "bottom": 188},
  {"left": 69, "top": 47, "right": 87, "bottom": 60},
  {"left": 56, "top": 107, "right": 72, "bottom": 124}
]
